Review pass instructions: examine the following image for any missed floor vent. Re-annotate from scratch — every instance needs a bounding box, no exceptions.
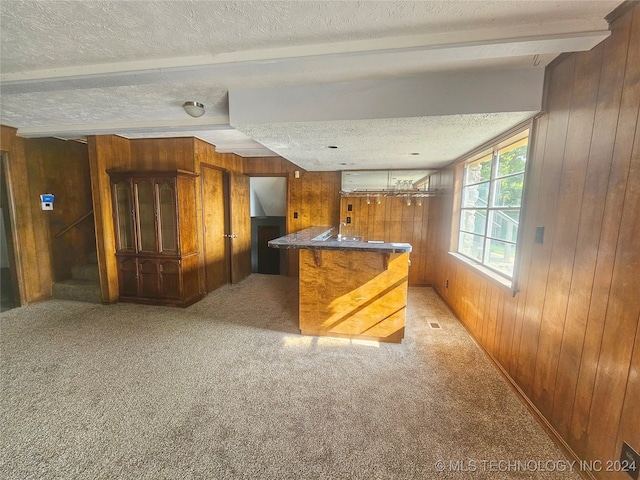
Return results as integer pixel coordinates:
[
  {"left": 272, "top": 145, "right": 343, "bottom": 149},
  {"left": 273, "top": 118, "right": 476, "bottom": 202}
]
[{"left": 429, "top": 322, "right": 442, "bottom": 329}]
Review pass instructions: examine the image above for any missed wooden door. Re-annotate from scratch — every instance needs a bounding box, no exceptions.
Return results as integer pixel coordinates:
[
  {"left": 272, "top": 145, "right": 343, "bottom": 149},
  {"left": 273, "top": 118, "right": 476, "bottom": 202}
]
[
  {"left": 229, "top": 172, "right": 251, "bottom": 284},
  {"left": 201, "top": 166, "right": 229, "bottom": 292}
]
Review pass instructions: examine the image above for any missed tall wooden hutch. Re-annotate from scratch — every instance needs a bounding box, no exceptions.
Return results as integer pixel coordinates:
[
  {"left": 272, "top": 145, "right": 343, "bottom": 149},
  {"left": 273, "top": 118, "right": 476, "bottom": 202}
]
[{"left": 108, "top": 169, "right": 203, "bottom": 307}]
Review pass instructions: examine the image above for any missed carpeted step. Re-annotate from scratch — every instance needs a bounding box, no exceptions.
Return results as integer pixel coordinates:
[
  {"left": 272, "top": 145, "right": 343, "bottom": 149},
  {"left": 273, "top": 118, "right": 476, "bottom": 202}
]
[
  {"left": 52, "top": 279, "right": 102, "bottom": 304},
  {"left": 71, "top": 263, "right": 100, "bottom": 282}
]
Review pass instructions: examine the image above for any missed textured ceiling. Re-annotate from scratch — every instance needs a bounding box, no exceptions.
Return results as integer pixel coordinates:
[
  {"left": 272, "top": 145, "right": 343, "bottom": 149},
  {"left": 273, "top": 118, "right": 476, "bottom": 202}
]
[
  {"left": 0, "top": 0, "right": 621, "bottom": 169},
  {"left": 0, "top": 1, "right": 617, "bottom": 73},
  {"left": 236, "top": 112, "right": 537, "bottom": 171}
]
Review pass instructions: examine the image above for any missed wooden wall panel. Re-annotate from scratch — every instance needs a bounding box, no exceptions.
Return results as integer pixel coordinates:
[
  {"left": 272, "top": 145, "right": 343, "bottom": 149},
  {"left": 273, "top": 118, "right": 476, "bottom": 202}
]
[
  {"left": 586, "top": 7, "right": 640, "bottom": 466},
  {"left": 23, "top": 138, "right": 94, "bottom": 281},
  {"left": 0, "top": 126, "right": 52, "bottom": 304},
  {"left": 242, "top": 156, "right": 297, "bottom": 175},
  {"left": 88, "top": 135, "right": 131, "bottom": 302},
  {"left": 565, "top": 6, "right": 634, "bottom": 453},
  {"left": 426, "top": 5, "right": 640, "bottom": 478},
  {"left": 130, "top": 138, "right": 194, "bottom": 171},
  {"left": 339, "top": 196, "right": 432, "bottom": 285}
]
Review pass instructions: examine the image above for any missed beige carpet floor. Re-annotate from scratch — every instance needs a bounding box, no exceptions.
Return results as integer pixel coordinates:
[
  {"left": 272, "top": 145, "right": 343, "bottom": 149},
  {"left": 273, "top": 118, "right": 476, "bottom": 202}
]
[{"left": 1, "top": 274, "right": 580, "bottom": 479}]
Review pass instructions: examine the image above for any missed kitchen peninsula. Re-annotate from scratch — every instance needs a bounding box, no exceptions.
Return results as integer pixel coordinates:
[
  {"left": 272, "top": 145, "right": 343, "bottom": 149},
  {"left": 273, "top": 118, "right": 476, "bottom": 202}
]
[{"left": 269, "top": 226, "right": 412, "bottom": 343}]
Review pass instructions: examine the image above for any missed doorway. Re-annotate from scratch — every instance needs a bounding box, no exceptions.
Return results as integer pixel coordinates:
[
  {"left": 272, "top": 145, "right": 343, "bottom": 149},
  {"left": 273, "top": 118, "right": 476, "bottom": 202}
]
[
  {"left": 0, "top": 153, "right": 20, "bottom": 311},
  {"left": 250, "top": 177, "right": 287, "bottom": 275}
]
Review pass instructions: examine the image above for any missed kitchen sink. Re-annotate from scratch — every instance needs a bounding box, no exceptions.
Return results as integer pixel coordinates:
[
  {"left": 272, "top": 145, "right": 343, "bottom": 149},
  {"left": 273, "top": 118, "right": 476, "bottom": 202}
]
[{"left": 327, "top": 235, "right": 363, "bottom": 242}]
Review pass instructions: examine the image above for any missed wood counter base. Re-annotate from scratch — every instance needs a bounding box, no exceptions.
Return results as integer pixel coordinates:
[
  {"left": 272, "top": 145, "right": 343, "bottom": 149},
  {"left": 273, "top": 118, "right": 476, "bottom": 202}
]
[{"left": 299, "top": 249, "right": 410, "bottom": 343}]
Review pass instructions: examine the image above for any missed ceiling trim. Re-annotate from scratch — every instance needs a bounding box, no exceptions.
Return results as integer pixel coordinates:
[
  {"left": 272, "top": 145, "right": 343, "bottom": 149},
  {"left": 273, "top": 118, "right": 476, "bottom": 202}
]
[{"left": 16, "top": 117, "right": 231, "bottom": 138}]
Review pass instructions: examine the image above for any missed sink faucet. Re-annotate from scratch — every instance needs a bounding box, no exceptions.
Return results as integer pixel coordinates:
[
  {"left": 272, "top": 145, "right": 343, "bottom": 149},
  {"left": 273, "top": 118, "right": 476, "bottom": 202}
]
[{"left": 338, "top": 221, "right": 347, "bottom": 239}]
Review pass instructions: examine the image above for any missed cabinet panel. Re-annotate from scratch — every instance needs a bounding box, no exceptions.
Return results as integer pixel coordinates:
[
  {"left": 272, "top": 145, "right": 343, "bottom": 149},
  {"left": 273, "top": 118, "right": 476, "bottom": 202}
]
[
  {"left": 113, "top": 180, "right": 135, "bottom": 252},
  {"left": 138, "top": 259, "right": 160, "bottom": 298},
  {"left": 159, "top": 260, "right": 181, "bottom": 299},
  {"left": 118, "top": 256, "right": 138, "bottom": 297},
  {"left": 158, "top": 181, "right": 178, "bottom": 253},
  {"left": 135, "top": 179, "right": 158, "bottom": 253}
]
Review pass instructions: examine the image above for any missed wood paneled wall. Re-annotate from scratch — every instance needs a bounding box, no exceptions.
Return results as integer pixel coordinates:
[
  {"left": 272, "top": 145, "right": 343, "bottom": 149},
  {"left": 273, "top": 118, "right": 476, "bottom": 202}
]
[
  {"left": 192, "top": 139, "right": 241, "bottom": 293},
  {"left": 88, "top": 135, "right": 132, "bottom": 302},
  {"left": 339, "top": 196, "right": 431, "bottom": 285},
  {"left": 88, "top": 135, "right": 251, "bottom": 301},
  {"left": 427, "top": 5, "right": 640, "bottom": 478},
  {"left": 0, "top": 127, "right": 52, "bottom": 304},
  {"left": 23, "top": 138, "right": 94, "bottom": 281}
]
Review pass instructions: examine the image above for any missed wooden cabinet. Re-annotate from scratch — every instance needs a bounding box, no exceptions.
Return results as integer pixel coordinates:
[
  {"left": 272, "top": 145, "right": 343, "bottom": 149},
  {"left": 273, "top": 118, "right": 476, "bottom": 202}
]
[{"left": 108, "top": 169, "right": 203, "bottom": 307}]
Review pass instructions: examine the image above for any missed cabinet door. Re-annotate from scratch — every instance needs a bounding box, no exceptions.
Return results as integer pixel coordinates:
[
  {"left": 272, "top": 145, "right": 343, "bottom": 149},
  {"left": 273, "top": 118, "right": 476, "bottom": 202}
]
[
  {"left": 135, "top": 179, "right": 159, "bottom": 253},
  {"left": 118, "top": 257, "right": 138, "bottom": 297},
  {"left": 157, "top": 180, "right": 178, "bottom": 254},
  {"left": 159, "top": 260, "right": 181, "bottom": 299},
  {"left": 138, "top": 259, "right": 160, "bottom": 298},
  {"left": 113, "top": 180, "right": 135, "bottom": 252}
]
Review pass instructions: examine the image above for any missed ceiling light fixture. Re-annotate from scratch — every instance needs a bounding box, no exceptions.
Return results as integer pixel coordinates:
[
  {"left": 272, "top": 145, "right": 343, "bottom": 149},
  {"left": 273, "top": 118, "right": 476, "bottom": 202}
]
[{"left": 183, "top": 101, "right": 205, "bottom": 118}]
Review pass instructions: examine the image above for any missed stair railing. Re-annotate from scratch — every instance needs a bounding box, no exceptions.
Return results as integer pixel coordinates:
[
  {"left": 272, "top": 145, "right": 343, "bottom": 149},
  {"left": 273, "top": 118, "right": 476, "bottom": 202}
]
[{"left": 54, "top": 210, "right": 94, "bottom": 239}]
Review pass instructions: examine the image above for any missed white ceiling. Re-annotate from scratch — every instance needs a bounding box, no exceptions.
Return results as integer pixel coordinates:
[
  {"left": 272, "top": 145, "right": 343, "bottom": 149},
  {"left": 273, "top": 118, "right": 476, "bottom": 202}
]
[{"left": 0, "top": 1, "right": 620, "bottom": 171}]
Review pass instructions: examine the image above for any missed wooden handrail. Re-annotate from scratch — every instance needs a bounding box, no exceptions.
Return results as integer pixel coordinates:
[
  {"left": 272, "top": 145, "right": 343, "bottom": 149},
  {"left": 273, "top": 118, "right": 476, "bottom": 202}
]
[{"left": 54, "top": 210, "right": 93, "bottom": 238}]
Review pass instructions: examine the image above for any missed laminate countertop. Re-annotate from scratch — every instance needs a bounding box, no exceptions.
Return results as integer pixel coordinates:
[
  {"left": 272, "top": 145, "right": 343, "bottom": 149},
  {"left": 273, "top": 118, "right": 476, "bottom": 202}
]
[{"left": 268, "top": 226, "right": 412, "bottom": 254}]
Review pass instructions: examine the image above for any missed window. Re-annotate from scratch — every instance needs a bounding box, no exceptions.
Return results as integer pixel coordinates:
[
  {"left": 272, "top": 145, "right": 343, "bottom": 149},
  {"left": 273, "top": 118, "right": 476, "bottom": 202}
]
[{"left": 456, "top": 130, "right": 529, "bottom": 281}]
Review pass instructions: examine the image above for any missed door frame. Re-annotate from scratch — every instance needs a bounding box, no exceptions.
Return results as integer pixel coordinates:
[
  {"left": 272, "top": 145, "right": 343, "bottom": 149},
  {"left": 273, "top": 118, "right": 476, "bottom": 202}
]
[
  {"left": 0, "top": 152, "right": 24, "bottom": 306},
  {"left": 200, "top": 163, "right": 231, "bottom": 291},
  {"left": 248, "top": 174, "right": 289, "bottom": 275}
]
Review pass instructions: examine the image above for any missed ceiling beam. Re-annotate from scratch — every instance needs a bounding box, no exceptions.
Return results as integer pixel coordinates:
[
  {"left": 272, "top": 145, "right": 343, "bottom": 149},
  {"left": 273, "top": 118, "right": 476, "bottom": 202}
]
[
  {"left": 230, "top": 68, "right": 545, "bottom": 126},
  {"left": 1, "top": 27, "right": 608, "bottom": 95}
]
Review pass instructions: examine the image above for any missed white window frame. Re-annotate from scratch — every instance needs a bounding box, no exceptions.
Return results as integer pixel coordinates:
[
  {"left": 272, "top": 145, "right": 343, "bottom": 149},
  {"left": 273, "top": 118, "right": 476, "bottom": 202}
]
[{"left": 450, "top": 126, "right": 532, "bottom": 291}]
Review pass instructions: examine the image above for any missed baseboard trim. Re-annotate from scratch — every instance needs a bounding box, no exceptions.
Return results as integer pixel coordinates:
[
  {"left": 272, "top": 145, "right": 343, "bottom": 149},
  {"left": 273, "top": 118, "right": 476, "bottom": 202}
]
[{"left": 432, "top": 287, "right": 596, "bottom": 480}]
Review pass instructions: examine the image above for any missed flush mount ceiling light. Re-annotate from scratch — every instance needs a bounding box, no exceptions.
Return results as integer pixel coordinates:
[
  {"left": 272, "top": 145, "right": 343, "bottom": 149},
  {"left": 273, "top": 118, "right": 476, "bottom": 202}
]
[{"left": 183, "top": 101, "right": 205, "bottom": 118}]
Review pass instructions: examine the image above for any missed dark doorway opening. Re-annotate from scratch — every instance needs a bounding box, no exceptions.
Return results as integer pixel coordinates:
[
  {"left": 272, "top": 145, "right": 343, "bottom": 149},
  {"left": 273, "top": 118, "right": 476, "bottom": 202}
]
[
  {"left": 250, "top": 177, "right": 287, "bottom": 275},
  {"left": 257, "top": 225, "right": 281, "bottom": 274}
]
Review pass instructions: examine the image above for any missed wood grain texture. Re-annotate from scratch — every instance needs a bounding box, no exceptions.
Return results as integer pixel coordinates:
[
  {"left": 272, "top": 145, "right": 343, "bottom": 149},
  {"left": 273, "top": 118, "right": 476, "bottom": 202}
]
[
  {"left": 23, "top": 138, "right": 94, "bottom": 282},
  {"left": 299, "top": 249, "right": 409, "bottom": 343},
  {"left": 0, "top": 127, "right": 47, "bottom": 304},
  {"left": 286, "top": 170, "right": 341, "bottom": 276},
  {"left": 194, "top": 139, "right": 243, "bottom": 292},
  {"left": 339, "top": 196, "right": 431, "bottom": 286},
  {"left": 88, "top": 135, "right": 131, "bottom": 302},
  {"left": 201, "top": 166, "right": 229, "bottom": 292},
  {"left": 229, "top": 172, "right": 251, "bottom": 284},
  {"left": 427, "top": 5, "right": 640, "bottom": 477},
  {"left": 108, "top": 170, "right": 203, "bottom": 307}
]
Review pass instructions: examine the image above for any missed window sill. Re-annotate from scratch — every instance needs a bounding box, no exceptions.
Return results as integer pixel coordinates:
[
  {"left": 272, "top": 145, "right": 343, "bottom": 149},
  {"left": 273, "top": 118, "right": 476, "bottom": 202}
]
[{"left": 448, "top": 252, "right": 518, "bottom": 296}]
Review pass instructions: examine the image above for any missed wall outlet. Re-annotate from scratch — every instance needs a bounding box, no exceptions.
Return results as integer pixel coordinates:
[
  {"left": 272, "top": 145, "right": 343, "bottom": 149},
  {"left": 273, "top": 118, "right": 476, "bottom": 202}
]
[
  {"left": 347, "top": 204, "right": 353, "bottom": 212},
  {"left": 293, "top": 212, "right": 298, "bottom": 219},
  {"left": 445, "top": 280, "right": 449, "bottom": 289},
  {"left": 535, "top": 226, "right": 545, "bottom": 244},
  {"left": 346, "top": 216, "right": 351, "bottom": 224},
  {"left": 621, "top": 442, "right": 639, "bottom": 480}
]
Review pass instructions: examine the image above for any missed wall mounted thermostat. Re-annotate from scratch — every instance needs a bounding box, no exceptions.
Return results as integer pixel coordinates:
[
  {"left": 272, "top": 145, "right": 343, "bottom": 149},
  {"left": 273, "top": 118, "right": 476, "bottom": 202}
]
[{"left": 40, "top": 194, "right": 54, "bottom": 210}]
